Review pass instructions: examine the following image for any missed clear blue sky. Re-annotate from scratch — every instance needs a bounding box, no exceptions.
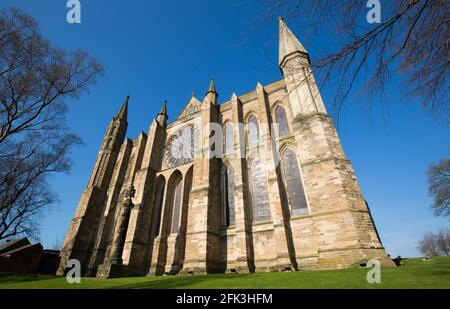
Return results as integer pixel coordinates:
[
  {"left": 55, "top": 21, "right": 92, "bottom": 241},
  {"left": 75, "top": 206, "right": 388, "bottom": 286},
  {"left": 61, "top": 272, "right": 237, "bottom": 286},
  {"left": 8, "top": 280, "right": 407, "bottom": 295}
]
[{"left": 2, "top": 0, "right": 448, "bottom": 257}]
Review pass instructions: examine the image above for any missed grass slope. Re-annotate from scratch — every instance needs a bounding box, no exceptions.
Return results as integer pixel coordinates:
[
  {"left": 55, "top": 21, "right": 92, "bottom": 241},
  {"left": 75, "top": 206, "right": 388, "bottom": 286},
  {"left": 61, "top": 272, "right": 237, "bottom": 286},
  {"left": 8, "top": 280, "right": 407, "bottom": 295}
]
[{"left": 0, "top": 257, "right": 449, "bottom": 289}]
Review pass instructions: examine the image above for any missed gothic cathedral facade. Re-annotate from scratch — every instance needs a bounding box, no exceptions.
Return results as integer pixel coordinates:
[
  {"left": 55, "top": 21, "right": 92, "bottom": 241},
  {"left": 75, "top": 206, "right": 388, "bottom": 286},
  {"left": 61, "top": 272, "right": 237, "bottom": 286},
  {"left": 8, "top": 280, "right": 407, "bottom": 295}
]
[{"left": 57, "top": 18, "right": 392, "bottom": 278}]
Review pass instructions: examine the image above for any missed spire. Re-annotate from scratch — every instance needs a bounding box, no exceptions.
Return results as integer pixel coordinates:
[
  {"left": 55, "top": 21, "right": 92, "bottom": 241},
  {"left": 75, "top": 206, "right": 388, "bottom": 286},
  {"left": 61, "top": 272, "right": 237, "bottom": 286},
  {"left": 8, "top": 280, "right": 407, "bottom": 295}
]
[
  {"left": 156, "top": 100, "right": 168, "bottom": 128},
  {"left": 206, "top": 78, "right": 217, "bottom": 95},
  {"left": 115, "top": 95, "right": 129, "bottom": 120},
  {"left": 205, "top": 78, "right": 218, "bottom": 104},
  {"left": 159, "top": 100, "right": 167, "bottom": 116},
  {"left": 278, "top": 17, "right": 309, "bottom": 68}
]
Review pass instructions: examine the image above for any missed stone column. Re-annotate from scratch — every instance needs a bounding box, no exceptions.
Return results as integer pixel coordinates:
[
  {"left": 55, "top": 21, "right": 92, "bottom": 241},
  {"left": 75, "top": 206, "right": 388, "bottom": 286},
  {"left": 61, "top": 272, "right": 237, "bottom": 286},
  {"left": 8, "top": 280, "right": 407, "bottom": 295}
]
[
  {"left": 254, "top": 83, "right": 292, "bottom": 271},
  {"left": 109, "top": 185, "right": 135, "bottom": 264},
  {"left": 229, "top": 93, "right": 253, "bottom": 272}
]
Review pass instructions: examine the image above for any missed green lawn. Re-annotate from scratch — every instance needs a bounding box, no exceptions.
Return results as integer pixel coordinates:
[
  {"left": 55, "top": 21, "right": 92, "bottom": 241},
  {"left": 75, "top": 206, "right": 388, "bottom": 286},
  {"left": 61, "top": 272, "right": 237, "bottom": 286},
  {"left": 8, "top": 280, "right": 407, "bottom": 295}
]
[{"left": 1, "top": 257, "right": 449, "bottom": 289}]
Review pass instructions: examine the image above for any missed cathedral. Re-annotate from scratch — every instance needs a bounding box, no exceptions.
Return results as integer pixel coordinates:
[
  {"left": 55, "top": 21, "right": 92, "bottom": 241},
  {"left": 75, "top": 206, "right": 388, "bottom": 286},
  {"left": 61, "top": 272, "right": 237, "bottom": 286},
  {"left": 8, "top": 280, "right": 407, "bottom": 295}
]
[{"left": 57, "top": 18, "right": 392, "bottom": 278}]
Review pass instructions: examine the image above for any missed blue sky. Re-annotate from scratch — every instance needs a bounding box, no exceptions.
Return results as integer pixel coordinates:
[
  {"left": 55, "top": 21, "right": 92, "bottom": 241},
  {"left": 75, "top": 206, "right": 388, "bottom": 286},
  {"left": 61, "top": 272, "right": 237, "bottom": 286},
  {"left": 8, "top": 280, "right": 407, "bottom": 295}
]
[{"left": 1, "top": 0, "right": 447, "bottom": 257}]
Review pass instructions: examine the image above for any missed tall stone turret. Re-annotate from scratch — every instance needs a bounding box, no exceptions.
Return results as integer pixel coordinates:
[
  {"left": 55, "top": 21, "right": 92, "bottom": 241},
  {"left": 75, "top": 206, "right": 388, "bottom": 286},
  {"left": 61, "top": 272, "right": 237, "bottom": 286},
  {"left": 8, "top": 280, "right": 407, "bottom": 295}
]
[
  {"left": 278, "top": 18, "right": 392, "bottom": 268},
  {"left": 278, "top": 17, "right": 326, "bottom": 118},
  {"left": 205, "top": 78, "right": 218, "bottom": 105},
  {"left": 57, "top": 96, "right": 129, "bottom": 275},
  {"left": 156, "top": 100, "right": 168, "bottom": 128},
  {"left": 181, "top": 80, "right": 222, "bottom": 274}
]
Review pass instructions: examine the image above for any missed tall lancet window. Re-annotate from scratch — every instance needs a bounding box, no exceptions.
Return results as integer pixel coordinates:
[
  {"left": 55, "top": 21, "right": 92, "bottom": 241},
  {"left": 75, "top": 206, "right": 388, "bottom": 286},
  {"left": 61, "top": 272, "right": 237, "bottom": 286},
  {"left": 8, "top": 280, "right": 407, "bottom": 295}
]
[
  {"left": 110, "top": 125, "right": 118, "bottom": 136},
  {"left": 171, "top": 178, "right": 183, "bottom": 234},
  {"left": 152, "top": 178, "right": 165, "bottom": 237},
  {"left": 104, "top": 138, "right": 113, "bottom": 149},
  {"left": 282, "top": 148, "right": 308, "bottom": 215},
  {"left": 275, "top": 105, "right": 289, "bottom": 137},
  {"left": 222, "top": 164, "right": 236, "bottom": 227},
  {"left": 224, "top": 124, "right": 234, "bottom": 156},
  {"left": 247, "top": 115, "right": 259, "bottom": 147},
  {"left": 250, "top": 157, "right": 271, "bottom": 222},
  {"left": 124, "top": 154, "right": 135, "bottom": 182}
]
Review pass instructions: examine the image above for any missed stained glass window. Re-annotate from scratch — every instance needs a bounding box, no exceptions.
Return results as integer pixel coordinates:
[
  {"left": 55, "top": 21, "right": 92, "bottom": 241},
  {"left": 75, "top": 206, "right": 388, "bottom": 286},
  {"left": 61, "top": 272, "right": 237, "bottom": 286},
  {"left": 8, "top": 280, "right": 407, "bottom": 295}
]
[
  {"left": 250, "top": 157, "right": 271, "bottom": 221},
  {"left": 275, "top": 105, "right": 289, "bottom": 137},
  {"left": 223, "top": 165, "right": 236, "bottom": 227},
  {"left": 224, "top": 124, "right": 234, "bottom": 156},
  {"left": 247, "top": 115, "right": 259, "bottom": 147},
  {"left": 282, "top": 149, "right": 308, "bottom": 215},
  {"left": 171, "top": 178, "right": 183, "bottom": 234},
  {"left": 152, "top": 179, "right": 165, "bottom": 237}
]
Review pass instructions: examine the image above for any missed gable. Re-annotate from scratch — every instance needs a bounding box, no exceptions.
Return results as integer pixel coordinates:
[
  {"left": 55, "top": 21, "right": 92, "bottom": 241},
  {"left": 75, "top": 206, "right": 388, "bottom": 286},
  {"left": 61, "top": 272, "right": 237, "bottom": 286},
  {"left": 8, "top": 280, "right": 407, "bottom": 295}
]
[{"left": 177, "top": 96, "right": 202, "bottom": 120}]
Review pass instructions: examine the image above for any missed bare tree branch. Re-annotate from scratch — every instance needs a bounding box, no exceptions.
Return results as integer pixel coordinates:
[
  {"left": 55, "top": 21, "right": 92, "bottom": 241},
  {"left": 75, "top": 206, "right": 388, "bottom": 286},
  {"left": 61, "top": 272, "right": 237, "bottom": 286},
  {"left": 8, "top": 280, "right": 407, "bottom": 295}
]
[
  {"left": 262, "top": 0, "right": 449, "bottom": 118},
  {"left": 427, "top": 159, "right": 450, "bottom": 218},
  {"left": 0, "top": 7, "right": 102, "bottom": 241}
]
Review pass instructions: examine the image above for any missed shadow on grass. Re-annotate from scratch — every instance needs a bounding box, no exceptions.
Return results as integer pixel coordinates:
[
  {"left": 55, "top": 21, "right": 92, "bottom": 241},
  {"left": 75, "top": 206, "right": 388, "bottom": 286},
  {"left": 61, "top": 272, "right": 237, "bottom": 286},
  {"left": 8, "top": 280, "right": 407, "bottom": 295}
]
[
  {"left": 0, "top": 272, "right": 60, "bottom": 283},
  {"left": 0, "top": 257, "right": 449, "bottom": 289},
  {"left": 111, "top": 273, "right": 256, "bottom": 289}
]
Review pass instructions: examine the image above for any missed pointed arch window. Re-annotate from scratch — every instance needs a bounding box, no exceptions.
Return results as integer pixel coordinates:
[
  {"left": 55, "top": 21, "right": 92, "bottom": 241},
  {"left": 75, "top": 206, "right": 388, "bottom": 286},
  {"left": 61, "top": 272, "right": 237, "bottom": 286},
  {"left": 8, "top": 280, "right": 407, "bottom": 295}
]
[
  {"left": 171, "top": 177, "right": 183, "bottom": 234},
  {"left": 247, "top": 115, "right": 259, "bottom": 147},
  {"left": 224, "top": 124, "right": 234, "bottom": 156},
  {"left": 281, "top": 148, "right": 308, "bottom": 215},
  {"left": 124, "top": 154, "right": 135, "bottom": 181},
  {"left": 275, "top": 105, "right": 289, "bottom": 137},
  {"left": 110, "top": 125, "right": 118, "bottom": 136},
  {"left": 104, "top": 137, "right": 113, "bottom": 149},
  {"left": 250, "top": 157, "right": 271, "bottom": 221},
  {"left": 222, "top": 164, "right": 236, "bottom": 227},
  {"left": 152, "top": 178, "right": 165, "bottom": 237}
]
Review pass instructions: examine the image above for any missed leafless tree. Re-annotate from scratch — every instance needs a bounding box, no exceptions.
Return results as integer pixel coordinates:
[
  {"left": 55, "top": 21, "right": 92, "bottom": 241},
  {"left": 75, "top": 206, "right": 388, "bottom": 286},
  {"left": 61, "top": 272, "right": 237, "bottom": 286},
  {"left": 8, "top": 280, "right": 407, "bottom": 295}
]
[
  {"left": 436, "top": 229, "right": 450, "bottom": 255},
  {"left": 261, "top": 0, "right": 449, "bottom": 118},
  {"left": 0, "top": 8, "right": 103, "bottom": 241},
  {"left": 0, "top": 8, "right": 103, "bottom": 143},
  {"left": 418, "top": 229, "right": 450, "bottom": 256},
  {"left": 427, "top": 159, "right": 450, "bottom": 218},
  {"left": 418, "top": 232, "right": 440, "bottom": 256}
]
